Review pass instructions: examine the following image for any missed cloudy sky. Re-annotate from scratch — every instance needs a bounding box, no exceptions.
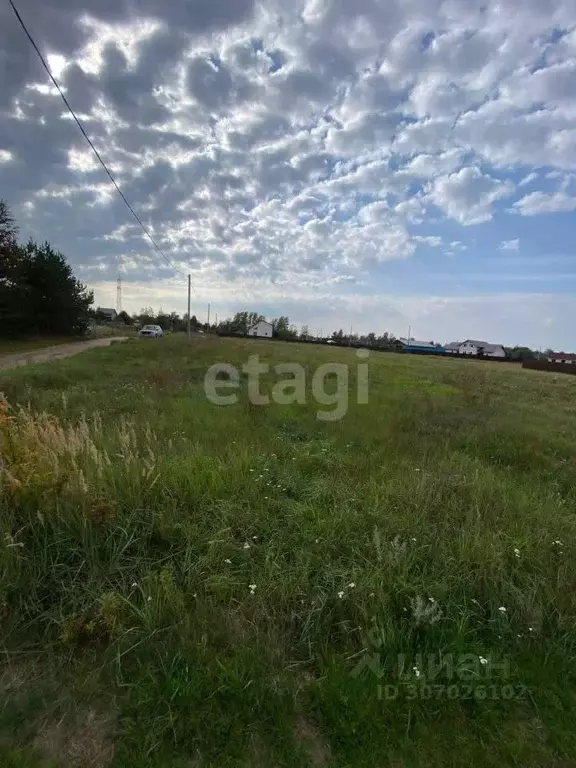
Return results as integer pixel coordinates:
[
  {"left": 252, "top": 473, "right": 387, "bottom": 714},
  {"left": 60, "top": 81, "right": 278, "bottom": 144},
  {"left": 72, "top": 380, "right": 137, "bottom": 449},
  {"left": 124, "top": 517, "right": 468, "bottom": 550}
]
[{"left": 2, "top": 0, "right": 576, "bottom": 347}]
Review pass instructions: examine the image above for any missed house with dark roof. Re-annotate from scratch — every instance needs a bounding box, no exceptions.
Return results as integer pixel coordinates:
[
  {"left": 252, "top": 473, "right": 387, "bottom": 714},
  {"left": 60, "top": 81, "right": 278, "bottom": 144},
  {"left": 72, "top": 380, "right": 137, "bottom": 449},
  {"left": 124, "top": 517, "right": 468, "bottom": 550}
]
[
  {"left": 96, "top": 307, "right": 117, "bottom": 322},
  {"left": 547, "top": 352, "right": 576, "bottom": 365}
]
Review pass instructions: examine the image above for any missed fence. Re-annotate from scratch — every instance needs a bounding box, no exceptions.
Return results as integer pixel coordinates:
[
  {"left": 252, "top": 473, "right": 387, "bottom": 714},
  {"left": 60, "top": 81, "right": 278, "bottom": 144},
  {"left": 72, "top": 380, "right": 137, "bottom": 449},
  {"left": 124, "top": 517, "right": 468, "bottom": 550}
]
[{"left": 522, "top": 360, "right": 576, "bottom": 375}]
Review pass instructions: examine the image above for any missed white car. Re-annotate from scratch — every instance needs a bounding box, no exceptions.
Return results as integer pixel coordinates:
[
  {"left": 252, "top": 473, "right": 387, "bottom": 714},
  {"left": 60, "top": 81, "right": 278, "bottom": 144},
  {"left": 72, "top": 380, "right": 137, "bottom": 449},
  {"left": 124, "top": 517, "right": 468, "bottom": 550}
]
[{"left": 139, "top": 324, "right": 163, "bottom": 338}]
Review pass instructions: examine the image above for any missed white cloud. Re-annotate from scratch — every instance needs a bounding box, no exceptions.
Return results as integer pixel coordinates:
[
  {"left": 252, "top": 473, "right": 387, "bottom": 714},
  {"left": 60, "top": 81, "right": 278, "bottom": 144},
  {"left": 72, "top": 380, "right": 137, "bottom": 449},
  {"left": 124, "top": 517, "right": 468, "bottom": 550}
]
[
  {"left": 426, "top": 167, "right": 515, "bottom": 225},
  {"left": 499, "top": 238, "right": 520, "bottom": 250},
  {"left": 513, "top": 191, "right": 576, "bottom": 216},
  {"left": 518, "top": 172, "right": 538, "bottom": 187},
  {"left": 413, "top": 235, "right": 443, "bottom": 248}
]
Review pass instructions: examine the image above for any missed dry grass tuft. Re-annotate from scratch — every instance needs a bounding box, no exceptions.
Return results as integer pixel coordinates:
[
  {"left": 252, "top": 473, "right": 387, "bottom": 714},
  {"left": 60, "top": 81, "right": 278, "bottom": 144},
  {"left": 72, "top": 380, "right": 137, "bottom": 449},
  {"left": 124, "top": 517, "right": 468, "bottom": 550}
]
[
  {"left": 33, "top": 708, "right": 116, "bottom": 768},
  {"left": 294, "top": 716, "right": 332, "bottom": 767}
]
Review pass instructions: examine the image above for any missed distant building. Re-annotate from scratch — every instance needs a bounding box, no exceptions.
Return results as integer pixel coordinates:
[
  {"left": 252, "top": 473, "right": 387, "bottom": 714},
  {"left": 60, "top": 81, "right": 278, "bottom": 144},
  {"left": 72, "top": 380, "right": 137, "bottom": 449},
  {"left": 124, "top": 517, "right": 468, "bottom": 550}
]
[
  {"left": 399, "top": 338, "right": 445, "bottom": 355},
  {"left": 97, "top": 307, "right": 117, "bottom": 322},
  {"left": 547, "top": 352, "right": 576, "bottom": 365},
  {"left": 446, "top": 340, "right": 506, "bottom": 358},
  {"left": 247, "top": 320, "right": 274, "bottom": 338}
]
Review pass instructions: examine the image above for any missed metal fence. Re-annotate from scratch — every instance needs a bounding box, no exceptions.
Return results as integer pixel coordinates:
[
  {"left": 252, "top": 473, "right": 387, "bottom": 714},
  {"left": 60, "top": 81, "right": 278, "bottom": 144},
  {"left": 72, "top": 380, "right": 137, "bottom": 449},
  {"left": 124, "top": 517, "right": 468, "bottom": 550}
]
[{"left": 522, "top": 360, "right": 576, "bottom": 375}]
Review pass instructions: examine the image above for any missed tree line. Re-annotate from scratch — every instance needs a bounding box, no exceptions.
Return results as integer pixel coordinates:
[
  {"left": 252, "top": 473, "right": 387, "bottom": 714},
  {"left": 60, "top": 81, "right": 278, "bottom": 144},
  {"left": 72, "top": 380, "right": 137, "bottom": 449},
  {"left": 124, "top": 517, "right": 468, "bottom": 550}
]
[
  {"left": 99, "top": 307, "right": 202, "bottom": 333},
  {"left": 214, "top": 311, "right": 548, "bottom": 358},
  {"left": 213, "top": 311, "right": 402, "bottom": 348},
  {"left": 0, "top": 200, "right": 93, "bottom": 337}
]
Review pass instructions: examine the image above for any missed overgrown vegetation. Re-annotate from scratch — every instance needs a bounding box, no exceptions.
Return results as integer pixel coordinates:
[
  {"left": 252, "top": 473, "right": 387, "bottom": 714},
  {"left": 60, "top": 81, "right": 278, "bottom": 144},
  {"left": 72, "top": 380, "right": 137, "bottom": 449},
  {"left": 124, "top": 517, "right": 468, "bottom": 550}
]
[{"left": 1, "top": 336, "right": 576, "bottom": 766}]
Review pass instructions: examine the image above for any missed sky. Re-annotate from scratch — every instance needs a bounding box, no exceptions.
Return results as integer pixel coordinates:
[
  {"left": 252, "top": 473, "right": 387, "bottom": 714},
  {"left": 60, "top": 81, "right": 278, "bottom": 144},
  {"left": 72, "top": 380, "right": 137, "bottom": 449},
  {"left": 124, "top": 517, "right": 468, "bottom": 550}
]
[{"left": 1, "top": 0, "right": 576, "bottom": 349}]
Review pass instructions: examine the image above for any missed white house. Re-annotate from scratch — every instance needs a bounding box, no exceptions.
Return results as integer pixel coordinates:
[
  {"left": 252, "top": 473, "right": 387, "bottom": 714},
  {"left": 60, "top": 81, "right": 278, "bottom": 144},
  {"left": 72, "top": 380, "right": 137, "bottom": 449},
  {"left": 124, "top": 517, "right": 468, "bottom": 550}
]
[
  {"left": 247, "top": 320, "right": 274, "bottom": 338},
  {"left": 446, "top": 340, "right": 506, "bottom": 358}
]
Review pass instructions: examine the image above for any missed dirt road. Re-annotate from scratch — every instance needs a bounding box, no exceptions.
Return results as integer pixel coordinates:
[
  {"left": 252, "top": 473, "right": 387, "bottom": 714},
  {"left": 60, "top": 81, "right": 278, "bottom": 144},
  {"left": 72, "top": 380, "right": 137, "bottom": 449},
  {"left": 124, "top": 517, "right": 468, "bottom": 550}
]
[{"left": 0, "top": 337, "right": 129, "bottom": 372}]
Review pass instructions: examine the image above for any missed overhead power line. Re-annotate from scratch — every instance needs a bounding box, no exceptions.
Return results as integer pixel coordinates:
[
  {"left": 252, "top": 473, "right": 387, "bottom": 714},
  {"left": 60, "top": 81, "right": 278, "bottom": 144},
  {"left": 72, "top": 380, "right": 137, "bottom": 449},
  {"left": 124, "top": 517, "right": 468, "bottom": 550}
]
[{"left": 7, "top": 0, "right": 187, "bottom": 279}]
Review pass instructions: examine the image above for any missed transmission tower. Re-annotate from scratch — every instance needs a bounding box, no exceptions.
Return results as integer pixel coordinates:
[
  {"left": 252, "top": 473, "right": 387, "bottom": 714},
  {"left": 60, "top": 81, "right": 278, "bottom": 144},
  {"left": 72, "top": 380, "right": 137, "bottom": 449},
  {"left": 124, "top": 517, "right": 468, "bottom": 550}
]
[{"left": 116, "top": 275, "right": 122, "bottom": 314}]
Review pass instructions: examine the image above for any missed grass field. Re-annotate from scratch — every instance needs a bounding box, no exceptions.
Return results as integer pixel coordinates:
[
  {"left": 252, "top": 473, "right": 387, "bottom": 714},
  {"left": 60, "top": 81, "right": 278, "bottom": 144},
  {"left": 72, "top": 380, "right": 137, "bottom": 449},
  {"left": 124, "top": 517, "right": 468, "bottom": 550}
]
[{"left": 1, "top": 334, "right": 576, "bottom": 767}]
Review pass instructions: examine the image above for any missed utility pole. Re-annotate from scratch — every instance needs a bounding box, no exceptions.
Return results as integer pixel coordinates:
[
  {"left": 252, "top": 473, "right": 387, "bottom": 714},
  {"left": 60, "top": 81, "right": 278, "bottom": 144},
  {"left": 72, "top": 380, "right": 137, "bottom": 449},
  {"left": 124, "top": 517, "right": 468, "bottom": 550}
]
[
  {"left": 207, "top": 302, "right": 211, "bottom": 330},
  {"left": 187, "top": 274, "right": 191, "bottom": 345},
  {"left": 349, "top": 324, "right": 353, "bottom": 346},
  {"left": 116, "top": 275, "right": 122, "bottom": 315},
  {"left": 407, "top": 324, "right": 411, "bottom": 346}
]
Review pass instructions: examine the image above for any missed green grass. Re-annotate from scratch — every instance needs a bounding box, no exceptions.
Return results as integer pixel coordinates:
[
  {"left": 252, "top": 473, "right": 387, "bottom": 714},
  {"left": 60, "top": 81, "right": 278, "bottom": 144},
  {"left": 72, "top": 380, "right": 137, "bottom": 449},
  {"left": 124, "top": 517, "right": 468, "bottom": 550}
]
[{"left": 1, "top": 334, "right": 576, "bottom": 766}]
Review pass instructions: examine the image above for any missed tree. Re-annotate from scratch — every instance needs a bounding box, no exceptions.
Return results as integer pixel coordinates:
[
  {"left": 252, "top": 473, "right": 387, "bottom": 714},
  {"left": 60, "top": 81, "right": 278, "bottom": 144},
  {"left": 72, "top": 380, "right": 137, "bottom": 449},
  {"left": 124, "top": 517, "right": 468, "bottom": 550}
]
[
  {"left": 272, "top": 316, "right": 297, "bottom": 340},
  {"left": 0, "top": 239, "right": 93, "bottom": 336},
  {"left": 0, "top": 202, "right": 94, "bottom": 338},
  {"left": 117, "top": 310, "right": 133, "bottom": 325},
  {"left": 155, "top": 310, "right": 171, "bottom": 330},
  {"left": 19, "top": 240, "right": 94, "bottom": 335},
  {"left": 0, "top": 199, "right": 18, "bottom": 250},
  {"left": 505, "top": 345, "right": 538, "bottom": 361}
]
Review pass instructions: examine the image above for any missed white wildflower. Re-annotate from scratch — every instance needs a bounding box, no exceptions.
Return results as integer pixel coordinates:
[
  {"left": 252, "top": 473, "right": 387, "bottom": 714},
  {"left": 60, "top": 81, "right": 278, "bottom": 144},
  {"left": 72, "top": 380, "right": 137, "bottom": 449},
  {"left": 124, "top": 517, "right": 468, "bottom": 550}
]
[
  {"left": 337, "top": 591, "right": 345, "bottom": 599},
  {"left": 348, "top": 582, "right": 356, "bottom": 589},
  {"left": 249, "top": 583, "right": 257, "bottom": 593},
  {"left": 498, "top": 606, "right": 507, "bottom": 614},
  {"left": 479, "top": 656, "right": 488, "bottom": 666},
  {"left": 243, "top": 542, "right": 251, "bottom": 550},
  {"left": 413, "top": 666, "right": 421, "bottom": 678},
  {"left": 224, "top": 558, "right": 232, "bottom": 564},
  {"left": 147, "top": 596, "right": 152, "bottom": 602},
  {"left": 131, "top": 582, "right": 138, "bottom": 588},
  {"left": 514, "top": 548, "right": 520, "bottom": 558}
]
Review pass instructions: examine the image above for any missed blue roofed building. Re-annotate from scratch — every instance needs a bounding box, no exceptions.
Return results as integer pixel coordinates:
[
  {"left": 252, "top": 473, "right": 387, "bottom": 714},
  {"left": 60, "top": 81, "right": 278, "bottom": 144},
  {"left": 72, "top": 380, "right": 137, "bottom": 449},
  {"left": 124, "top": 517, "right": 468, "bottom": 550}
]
[{"left": 399, "top": 338, "right": 446, "bottom": 355}]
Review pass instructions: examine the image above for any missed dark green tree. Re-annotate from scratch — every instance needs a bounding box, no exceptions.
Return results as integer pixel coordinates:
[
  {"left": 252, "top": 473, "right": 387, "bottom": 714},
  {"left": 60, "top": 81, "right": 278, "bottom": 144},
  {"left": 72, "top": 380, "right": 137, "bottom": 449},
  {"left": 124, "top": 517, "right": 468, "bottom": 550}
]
[
  {"left": 18, "top": 240, "right": 94, "bottom": 335},
  {"left": 117, "top": 310, "right": 133, "bottom": 325},
  {"left": 0, "top": 199, "right": 18, "bottom": 250},
  {"left": 271, "top": 316, "right": 297, "bottom": 339},
  {"left": 0, "top": 201, "right": 93, "bottom": 337}
]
